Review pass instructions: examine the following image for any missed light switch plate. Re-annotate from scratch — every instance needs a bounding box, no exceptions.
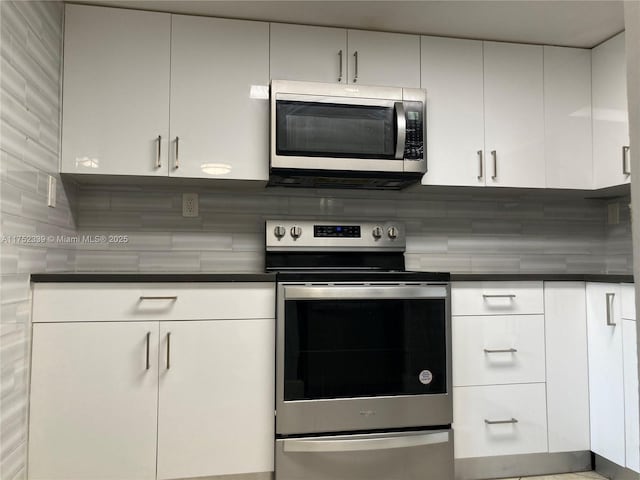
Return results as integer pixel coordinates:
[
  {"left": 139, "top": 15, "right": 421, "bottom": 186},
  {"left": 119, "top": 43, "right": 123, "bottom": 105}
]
[{"left": 47, "top": 176, "right": 56, "bottom": 208}]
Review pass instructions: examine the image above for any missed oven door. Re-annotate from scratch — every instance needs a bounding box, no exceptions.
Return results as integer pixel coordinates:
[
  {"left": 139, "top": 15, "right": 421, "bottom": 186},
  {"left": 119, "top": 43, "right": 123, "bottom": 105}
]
[{"left": 276, "top": 283, "right": 452, "bottom": 435}]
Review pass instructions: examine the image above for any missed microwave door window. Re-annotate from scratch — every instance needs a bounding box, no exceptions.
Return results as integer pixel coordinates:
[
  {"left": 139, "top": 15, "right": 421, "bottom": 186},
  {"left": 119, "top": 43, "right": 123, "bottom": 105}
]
[
  {"left": 283, "top": 298, "right": 447, "bottom": 401},
  {"left": 276, "top": 101, "right": 396, "bottom": 159}
]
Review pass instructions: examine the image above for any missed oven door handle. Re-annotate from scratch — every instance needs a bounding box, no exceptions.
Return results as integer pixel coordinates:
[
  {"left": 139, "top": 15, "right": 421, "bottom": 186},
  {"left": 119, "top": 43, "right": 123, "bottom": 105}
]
[
  {"left": 284, "top": 285, "right": 447, "bottom": 300},
  {"left": 283, "top": 431, "right": 449, "bottom": 453}
]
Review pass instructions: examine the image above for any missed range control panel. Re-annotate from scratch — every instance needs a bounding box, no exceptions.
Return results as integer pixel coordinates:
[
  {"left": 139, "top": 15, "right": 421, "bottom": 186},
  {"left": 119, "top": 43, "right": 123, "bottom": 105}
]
[{"left": 266, "top": 220, "right": 405, "bottom": 250}]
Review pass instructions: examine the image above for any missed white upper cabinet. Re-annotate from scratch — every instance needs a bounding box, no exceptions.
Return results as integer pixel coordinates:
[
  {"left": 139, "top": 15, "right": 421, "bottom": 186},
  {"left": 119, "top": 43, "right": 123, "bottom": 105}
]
[
  {"left": 420, "top": 37, "right": 485, "bottom": 187},
  {"left": 61, "top": 4, "right": 171, "bottom": 176},
  {"left": 269, "top": 25, "right": 420, "bottom": 88},
  {"left": 593, "top": 32, "right": 630, "bottom": 188},
  {"left": 270, "top": 23, "right": 347, "bottom": 83},
  {"left": 169, "top": 15, "right": 269, "bottom": 181},
  {"left": 483, "top": 42, "right": 545, "bottom": 188},
  {"left": 347, "top": 30, "right": 420, "bottom": 87},
  {"left": 544, "top": 46, "right": 593, "bottom": 189}
]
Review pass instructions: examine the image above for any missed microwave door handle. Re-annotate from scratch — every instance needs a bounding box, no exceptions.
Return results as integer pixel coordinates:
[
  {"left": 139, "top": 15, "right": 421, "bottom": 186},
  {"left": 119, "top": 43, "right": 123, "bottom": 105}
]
[{"left": 395, "top": 102, "right": 406, "bottom": 160}]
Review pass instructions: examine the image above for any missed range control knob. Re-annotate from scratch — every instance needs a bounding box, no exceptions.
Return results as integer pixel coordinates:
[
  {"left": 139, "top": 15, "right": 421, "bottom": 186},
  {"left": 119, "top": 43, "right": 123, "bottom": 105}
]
[
  {"left": 290, "top": 226, "right": 303, "bottom": 239},
  {"left": 387, "top": 226, "right": 399, "bottom": 240},
  {"left": 273, "top": 225, "right": 286, "bottom": 239},
  {"left": 372, "top": 226, "right": 383, "bottom": 240}
]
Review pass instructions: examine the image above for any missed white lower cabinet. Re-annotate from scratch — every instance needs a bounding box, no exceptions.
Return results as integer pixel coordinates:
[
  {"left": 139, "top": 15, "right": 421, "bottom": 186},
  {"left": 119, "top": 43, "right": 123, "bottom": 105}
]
[
  {"left": 28, "top": 322, "right": 160, "bottom": 480},
  {"left": 586, "top": 282, "right": 625, "bottom": 467},
  {"left": 453, "top": 314, "right": 545, "bottom": 387},
  {"left": 622, "top": 318, "right": 639, "bottom": 473},
  {"left": 453, "top": 383, "right": 548, "bottom": 458},
  {"left": 28, "top": 283, "right": 275, "bottom": 480},
  {"left": 543, "top": 282, "right": 590, "bottom": 452},
  {"left": 156, "top": 319, "right": 274, "bottom": 479}
]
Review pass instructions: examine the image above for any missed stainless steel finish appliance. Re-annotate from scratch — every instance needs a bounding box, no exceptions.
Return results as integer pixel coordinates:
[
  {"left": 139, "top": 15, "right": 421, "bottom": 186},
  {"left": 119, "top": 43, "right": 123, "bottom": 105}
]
[
  {"left": 266, "top": 220, "right": 453, "bottom": 480},
  {"left": 269, "top": 80, "right": 427, "bottom": 190}
]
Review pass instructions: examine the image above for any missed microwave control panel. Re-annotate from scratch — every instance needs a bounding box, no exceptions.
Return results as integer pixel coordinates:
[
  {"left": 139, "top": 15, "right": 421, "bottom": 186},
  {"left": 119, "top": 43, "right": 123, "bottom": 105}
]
[{"left": 403, "top": 101, "right": 424, "bottom": 161}]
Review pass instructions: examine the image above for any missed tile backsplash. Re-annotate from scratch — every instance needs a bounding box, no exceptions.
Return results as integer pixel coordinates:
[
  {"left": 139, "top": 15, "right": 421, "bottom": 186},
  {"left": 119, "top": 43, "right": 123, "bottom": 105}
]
[{"left": 72, "top": 184, "right": 631, "bottom": 275}]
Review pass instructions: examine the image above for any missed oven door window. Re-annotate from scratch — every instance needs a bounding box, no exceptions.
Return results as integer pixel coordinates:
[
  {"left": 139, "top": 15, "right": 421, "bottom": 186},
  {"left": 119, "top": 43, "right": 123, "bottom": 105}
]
[
  {"left": 284, "top": 298, "right": 447, "bottom": 401},
  {"left": 276, "top": 100, "right": 396, "bottom": 159}
]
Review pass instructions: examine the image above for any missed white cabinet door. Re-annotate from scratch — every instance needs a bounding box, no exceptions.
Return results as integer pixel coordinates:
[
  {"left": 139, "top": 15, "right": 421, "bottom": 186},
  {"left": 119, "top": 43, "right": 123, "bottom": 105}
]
[
  {"left": 28, "top": 322, "right": 159, "bottom": 480},
  {"left": 453, "top": 315, "right": 545, "bottom": 387},
  {"left": 592, "top": 32, "right": 630, "bottom": 188},
  {"left": 61, "top": 4, "right": 170, "bottom": 176},
  {"left": 586, "top": 282, "right": 625, "bottom": 466},
  {"left": 483, "top": 42, "right": 545, "bottom": 188},
  {"left": 169, "top": 15, "right": 270, "bottom": 180},
  {"left": 544, "top": 46, "right": 593, "bottom": 189},
  {"left": 420, "top": 37, "right": 485, "bottom": 187},
  {"left": 543, "top": 282, "right": 590, "bottom": 452},
  {"left": 347, "top": 30, "right": 420, "bottom": 87},
  {"left": 453, "top": 383, "right": 548, "bottom": 459},
  {"left": 270, "top": 23, "right": 347, "bottom": 83},
  {"left": 157, "top": 319, "right": 275, "bottom": 479},
  {"left": 623, "top": 318, "right": 639, "bottom": 472}
]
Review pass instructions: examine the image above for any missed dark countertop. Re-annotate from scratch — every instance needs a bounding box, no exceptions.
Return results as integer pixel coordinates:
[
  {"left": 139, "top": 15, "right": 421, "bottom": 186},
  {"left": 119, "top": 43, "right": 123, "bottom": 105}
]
[
  {"left": 450, "top": 273, "right": 634, "bottom": 283},
  {"left": 30, "top": 272, "right": 633, "bottom": 283},
  {"left": 30, "top": 272, "right": 277, "bottom": 283}
]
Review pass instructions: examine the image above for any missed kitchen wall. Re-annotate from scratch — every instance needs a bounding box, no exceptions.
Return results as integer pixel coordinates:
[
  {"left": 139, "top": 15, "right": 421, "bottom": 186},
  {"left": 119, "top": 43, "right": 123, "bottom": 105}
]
[
  {"left": 0, "top": 2, "right": 73, "bottom": 479},
  {"left": 73, "top": 184, "right": 631, "bottom": 275}
]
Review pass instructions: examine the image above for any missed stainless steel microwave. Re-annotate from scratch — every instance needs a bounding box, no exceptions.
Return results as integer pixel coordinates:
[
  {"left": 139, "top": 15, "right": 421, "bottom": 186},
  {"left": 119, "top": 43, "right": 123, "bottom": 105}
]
[{"left": 269, "top": 80, "right": 427, "bottom": 190}]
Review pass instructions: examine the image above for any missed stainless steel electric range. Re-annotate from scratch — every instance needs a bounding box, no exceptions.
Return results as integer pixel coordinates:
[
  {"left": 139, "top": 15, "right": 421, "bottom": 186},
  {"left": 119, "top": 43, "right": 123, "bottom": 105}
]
[{"left": 266, "top": 220, "right": 453, "bottom": 480}]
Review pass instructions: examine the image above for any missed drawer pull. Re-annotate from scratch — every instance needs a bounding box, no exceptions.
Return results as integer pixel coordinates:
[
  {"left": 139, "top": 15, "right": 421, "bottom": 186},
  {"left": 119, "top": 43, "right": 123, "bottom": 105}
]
[
  {"left": 482, "top": 294, "right": 516, "bottom": 299},
  {"left": 484, "top": 348, "right": 517, "bottom": 354},
  {"left": 139, "top": 296, "right": 178, "bottom": 301},
  {"left": 485, "top": 418, "right": 518, "bottom": 425}
]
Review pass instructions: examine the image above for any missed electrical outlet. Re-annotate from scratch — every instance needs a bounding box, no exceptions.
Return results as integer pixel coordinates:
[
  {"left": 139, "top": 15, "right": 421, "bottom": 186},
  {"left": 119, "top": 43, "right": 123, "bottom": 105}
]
[
  {"left": 182, "top": 193, "right": 199, "bottom": 217},
  {"left": 47, "top": 175, "right": 56, "bottom": 208}
]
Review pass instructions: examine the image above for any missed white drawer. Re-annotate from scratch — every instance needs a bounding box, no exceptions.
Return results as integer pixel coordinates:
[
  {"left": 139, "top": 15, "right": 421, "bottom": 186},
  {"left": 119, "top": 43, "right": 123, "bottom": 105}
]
[
  {"left": 451, "top": 281, "right": 544, "bottom": 316},
  {"left": 453, "top": 383, "right": 548, "bottom": 459},
  {"left": 32, "top": 283, "right": 275, "bottom": 322},
  {"left": 622, "top": 283, "right": 636, "bottom": 320},
  {"left": 453, "top": 315, "right": 545, "bottom": 387}
]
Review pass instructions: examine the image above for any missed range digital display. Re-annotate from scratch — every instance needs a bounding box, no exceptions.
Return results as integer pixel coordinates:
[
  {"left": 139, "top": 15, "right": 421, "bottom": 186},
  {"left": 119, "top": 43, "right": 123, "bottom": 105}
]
[{"left": 314, "top": 225, "right": 361, "bottom": 238}]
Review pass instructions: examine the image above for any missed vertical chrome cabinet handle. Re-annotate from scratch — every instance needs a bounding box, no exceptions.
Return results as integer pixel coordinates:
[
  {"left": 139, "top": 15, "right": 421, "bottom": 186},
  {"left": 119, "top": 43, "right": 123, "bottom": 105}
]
[
  {"left": 145, "top": 332, "right": 151, "bottom": 370},
  {"left": 338, "top": 50, "right": 343, "bottom": 82},
  {"left": 394, "top": 102, "right": 406, "bottom": 160},
  {"left": 623, "top": 146, "right": 631, "bottom": 175},
  {"left": 477, "top": 150, "right": 483, "bottom": 180},
  {"left": 175, "top": 137, "right": 180, "bottom": 169},
  {"left": 491, "top": 150, "right": 497, "bottom": 180},
  {"left": 156, "top": 135, "right": 162, "bottom": 168},
  {"left": 166, "top": 332, "right": 171, "bottom": 369},
  {"left": 353, "top": 51, "right": 358, "bottom": 83},
  {"left": 606, "top": 293, "right": 616, "bottom": 326}
]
